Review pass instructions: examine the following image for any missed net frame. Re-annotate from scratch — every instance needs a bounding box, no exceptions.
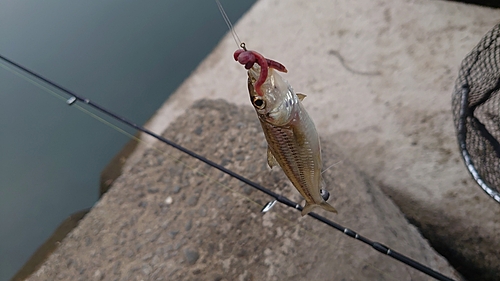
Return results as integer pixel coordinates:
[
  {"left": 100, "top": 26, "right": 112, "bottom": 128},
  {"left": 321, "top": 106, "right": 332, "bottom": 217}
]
[{"left": 452, "top": 23, "right": 500, "bottom": 204}]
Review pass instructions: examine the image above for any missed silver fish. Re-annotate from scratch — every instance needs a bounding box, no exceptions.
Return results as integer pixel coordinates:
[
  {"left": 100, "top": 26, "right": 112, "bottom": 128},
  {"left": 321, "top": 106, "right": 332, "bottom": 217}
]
[{"left": 234, "top": 48, "right": 337, "bottom": 216}]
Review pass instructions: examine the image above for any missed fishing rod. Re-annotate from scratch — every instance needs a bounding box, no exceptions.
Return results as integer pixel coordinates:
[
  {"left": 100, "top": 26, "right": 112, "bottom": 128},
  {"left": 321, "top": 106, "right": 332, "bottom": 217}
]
[{"left": 0, "top": 54, "right": 456, "bottom": 281}]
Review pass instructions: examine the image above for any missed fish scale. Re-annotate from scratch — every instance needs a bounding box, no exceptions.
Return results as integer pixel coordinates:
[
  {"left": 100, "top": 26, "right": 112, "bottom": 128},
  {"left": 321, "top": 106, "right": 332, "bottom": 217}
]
[
  {"left": 262, "top": 107, "right": 317, "bottom": 196},
  {"left": 244, "top": 66, "right": 338, "bottom": 216}
]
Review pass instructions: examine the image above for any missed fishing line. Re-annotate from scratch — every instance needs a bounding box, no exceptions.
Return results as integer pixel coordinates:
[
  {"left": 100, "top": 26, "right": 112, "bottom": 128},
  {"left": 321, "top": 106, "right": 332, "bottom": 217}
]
[
  {"left": 216, "top": 0, "right": 243, "bottom": 49},
  {"left": 321, "top": 159, "right": 345, "bottom": 174},
  {"left": 0, "top": 54, "right": 456, "bottom": 281}
]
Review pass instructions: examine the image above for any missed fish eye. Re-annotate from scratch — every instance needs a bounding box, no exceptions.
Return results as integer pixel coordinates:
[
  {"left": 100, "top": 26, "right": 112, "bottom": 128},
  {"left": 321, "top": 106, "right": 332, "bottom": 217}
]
[{"left": 252, "top": 97, "right": 265, "bottom": 109}]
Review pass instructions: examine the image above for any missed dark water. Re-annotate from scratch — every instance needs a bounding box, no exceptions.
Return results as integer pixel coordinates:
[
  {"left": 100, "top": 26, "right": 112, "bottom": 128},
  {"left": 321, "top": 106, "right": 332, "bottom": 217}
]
[{"left": 0, "top": 1, "right": 255, "bottom": 279}]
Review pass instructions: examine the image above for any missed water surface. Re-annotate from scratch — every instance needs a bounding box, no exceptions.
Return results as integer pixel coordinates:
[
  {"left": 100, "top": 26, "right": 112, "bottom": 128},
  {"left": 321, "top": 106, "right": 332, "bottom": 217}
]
[{"left": 0, "top": 1, "right": 255, "bottom": 279}]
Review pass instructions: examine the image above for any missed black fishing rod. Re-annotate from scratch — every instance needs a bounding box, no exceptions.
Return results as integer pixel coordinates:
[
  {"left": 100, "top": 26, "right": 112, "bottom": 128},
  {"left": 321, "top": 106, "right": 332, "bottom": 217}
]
[{"left": 0, "top": 54, "right": 456, "bottom": 281}]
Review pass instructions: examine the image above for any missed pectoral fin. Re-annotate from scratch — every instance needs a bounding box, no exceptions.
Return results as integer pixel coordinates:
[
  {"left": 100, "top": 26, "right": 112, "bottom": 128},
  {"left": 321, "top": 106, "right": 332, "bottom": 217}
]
[
  {"left": 267, "top": 147, "right": 278, "bottom": 169},
  {"left": 296, "top": 93, "right": 307, "bottom": 101}
]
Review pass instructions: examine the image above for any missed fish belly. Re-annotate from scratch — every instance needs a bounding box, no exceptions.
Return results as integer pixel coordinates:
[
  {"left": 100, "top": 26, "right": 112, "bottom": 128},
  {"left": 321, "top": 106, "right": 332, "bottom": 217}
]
[{"left": 259, "top": 107, "right": 322, "bottom": 205}]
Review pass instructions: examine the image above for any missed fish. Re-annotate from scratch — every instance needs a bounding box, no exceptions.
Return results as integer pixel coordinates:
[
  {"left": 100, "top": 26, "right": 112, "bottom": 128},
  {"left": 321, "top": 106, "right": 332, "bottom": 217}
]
[
  {"left": 216, "top": 0, "right": 337, "bottom": 216},
  {"left": 234, "top": 47, "right": 338, "bottom": 216}
]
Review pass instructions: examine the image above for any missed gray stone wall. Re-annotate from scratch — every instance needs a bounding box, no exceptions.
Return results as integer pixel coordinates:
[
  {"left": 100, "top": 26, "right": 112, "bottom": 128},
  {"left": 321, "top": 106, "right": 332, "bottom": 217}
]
[{"left": 28, "top": 100, "right": 461, "bottom": 281}]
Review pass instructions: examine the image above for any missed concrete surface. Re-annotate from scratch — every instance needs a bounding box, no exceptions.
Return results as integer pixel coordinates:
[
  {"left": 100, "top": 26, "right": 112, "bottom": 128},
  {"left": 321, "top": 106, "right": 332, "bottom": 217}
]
[
  {"left": 10, "top": 210, "right": 89, "bottom": 281},
  {"left": 118, "top": 0, "right": 499, "bottom": 279},
  {"left": 28, "top": 100, "right": 462, "bottom": 281}
]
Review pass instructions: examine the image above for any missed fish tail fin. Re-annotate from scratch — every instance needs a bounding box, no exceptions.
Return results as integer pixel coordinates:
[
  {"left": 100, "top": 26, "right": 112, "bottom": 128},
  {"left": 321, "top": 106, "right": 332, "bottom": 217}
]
[
  {"left": 320, "top": 201, "right": 338, "bottom": 214},
  {"left": 301, "top": 201, "right": 338, "bottom": 216},
  {"left": 301, "top": 202, "right": 317, "bottom": 216}
]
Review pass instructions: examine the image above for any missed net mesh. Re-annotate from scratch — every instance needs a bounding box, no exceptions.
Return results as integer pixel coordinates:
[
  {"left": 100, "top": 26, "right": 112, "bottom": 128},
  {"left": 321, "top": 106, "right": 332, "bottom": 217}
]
[{"left": 452, "top": 23, "right": 500, "bottom": 203}]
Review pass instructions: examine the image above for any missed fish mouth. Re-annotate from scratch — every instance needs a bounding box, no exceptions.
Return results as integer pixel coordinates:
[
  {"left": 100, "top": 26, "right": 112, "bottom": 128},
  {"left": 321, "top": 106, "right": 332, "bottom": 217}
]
[{"left": 247, "top": 66, "right": 261, "bottom": 82}]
